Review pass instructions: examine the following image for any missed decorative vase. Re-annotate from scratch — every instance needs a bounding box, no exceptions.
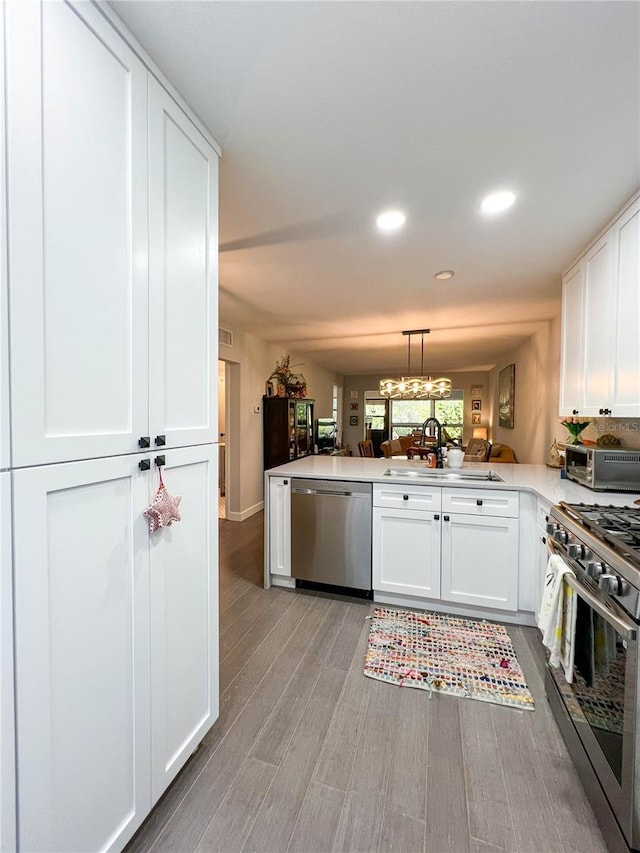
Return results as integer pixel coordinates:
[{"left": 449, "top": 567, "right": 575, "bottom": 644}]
[{"left": 563, "top": 423, "right": 588, "bottom": 445}]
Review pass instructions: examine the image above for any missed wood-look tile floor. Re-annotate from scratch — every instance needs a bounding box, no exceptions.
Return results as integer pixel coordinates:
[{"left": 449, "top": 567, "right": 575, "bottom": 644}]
[{"left": 127, "top": 512, "right": 608, "bottom": 853}]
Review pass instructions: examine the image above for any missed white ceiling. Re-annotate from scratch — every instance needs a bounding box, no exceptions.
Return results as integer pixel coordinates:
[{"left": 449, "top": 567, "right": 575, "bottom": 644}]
[{"left": 109, "top": 0, "right": 640, "bottom": 376}]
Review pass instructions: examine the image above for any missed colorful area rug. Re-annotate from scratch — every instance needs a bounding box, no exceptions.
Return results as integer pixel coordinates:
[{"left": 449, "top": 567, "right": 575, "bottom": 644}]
[{"left": 364, "top": 607, "right": 535, "bottom": 711}]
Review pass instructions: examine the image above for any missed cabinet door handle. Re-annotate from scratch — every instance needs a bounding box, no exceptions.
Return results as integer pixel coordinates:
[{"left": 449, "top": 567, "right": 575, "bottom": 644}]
[
  {"left": 138, "top": 436, "right": 150, "bottom": 448},
  {"left": 138, "top": 459, "right": 150, "bottom": 471},
  {"left": 444, "top": 515, "right": 450, "bottom": 522},
  {"left": 542, "top": 536, "right": 546, "bottom": 544},
  {"left": 572, "top": 409, "right": 579, "bottom": 415},
  {"left": 598, "top": 407, "right": 611, "bottom": 416},
  {"left": 155, "top": 434, "right": 166, "bottom": 446},
  {"left": 476, "top": 499, "right": 483, "bottom": 506},
  {"left": 284, "top": 479, "right": 289, "bottom": 485},
  {"left": 155, "top": 455, "right": 165, "bottom": 467},
  {"left": 403, "top": 494, "right": 409, "bottom": 501},
  {"left": 434, "top": 514, "right": 440, "bottom": 520}
]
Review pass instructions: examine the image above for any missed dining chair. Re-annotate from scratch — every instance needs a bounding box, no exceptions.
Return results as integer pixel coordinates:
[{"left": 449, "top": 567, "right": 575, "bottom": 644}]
[{"left": 357, "top": 439, "right": 375, "bottom": 457}]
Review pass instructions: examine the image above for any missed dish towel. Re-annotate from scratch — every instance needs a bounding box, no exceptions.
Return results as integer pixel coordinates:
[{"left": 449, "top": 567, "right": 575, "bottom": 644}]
[{"left": 538, "top": 554, "right": 578, "bottom": 682}]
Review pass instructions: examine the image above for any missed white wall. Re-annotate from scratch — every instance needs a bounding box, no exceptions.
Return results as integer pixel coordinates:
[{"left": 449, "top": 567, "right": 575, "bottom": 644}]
[
  {"left": 488, "top": 320, "right": 559, "bottom": 464},
  {"left": 219, "top": 328, "right": 343, "bottom": 520}
]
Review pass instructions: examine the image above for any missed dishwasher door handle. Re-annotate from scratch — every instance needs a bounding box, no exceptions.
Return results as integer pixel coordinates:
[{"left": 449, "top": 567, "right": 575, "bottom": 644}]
[{"left": 292, "top": 487, "right": 363, "bottom": 498}]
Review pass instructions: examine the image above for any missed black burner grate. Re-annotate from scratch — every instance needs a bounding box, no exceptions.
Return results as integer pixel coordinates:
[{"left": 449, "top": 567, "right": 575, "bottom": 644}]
[{"left": 561, "top": 502, "right": 640, "bottom": 562}]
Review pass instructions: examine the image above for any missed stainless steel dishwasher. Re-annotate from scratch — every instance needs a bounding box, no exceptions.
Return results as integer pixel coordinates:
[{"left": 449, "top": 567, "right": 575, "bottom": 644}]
[{"left": 291, "top": 478, "right": 372, "bottom": 598}]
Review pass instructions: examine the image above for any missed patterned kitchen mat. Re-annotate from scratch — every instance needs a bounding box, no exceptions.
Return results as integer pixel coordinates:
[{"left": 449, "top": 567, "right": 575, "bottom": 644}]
[{"left": 364, "top": 606, "right": 535, "bottom": 711}]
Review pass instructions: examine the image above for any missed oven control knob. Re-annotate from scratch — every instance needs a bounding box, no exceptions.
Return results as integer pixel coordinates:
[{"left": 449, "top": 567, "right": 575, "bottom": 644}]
[
  {"left": 599, "top": 573, "right": 626, "bottom": 595},
  {"left": 553, "top": 529, "right": 568, "bottom": 545},
  {"left": 587, "top": 561, "right": 604, "bottom": 579},
  {"left": 567, "top": 543, "right": 584, "bottom": 560},
  {"left": 545, "top": 522, "right": 558, "bottom": 536}
]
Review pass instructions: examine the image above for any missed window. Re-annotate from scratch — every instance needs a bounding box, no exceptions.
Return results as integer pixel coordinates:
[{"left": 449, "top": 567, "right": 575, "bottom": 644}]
[
  {"left": 364, "top": 399, "right": 387, "bottom": 433},
  {"left": 390, "top": 391, "right": 464, "bottom": 441}
]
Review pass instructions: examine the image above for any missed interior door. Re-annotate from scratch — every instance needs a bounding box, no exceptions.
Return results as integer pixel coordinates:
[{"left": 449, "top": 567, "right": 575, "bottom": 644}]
[
  {"left": 149, "top": 444, "right": 219, "bottom": 802},
  {"left": 12, "top": 455, "right": 151, "bottom": 852},
  {"left": 5, "top": 0, "right": 149, "bottom": 466},
  {"left": 148, "top": 77, "right": 219, "bottom": 451}
]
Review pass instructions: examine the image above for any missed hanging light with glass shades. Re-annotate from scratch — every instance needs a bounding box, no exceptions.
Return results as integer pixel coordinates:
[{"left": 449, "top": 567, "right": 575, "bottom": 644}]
[{"left": 379, "top": 329, "right": 452, "bottom": 400}]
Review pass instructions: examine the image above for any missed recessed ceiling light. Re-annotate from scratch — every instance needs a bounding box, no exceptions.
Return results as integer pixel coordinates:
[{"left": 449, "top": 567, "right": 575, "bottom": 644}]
[
  {"left": 376, "top": 209, "right": 406, "bottom": 231},
  {"left": 481, "top": 191, "right": 516, "bottom": 213},
  {"left": 434, "top": 270, "right": 455, "bottom": 280}
]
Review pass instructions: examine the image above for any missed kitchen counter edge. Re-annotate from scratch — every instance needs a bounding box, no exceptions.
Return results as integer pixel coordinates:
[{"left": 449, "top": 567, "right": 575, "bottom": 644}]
[{"left": 264, "top": 457, "right": 639, "bottom": 508}]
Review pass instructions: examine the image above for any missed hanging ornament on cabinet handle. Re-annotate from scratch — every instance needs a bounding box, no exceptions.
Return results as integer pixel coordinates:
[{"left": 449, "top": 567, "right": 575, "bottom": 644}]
[{"left": 144, "top": 466, "right": 182, "bottom": 533}]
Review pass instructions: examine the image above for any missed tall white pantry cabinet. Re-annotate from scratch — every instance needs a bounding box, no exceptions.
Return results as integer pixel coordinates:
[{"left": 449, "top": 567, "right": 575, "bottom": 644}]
[{"left": 2, "top": 2, "right": 221, "bottom": 851}]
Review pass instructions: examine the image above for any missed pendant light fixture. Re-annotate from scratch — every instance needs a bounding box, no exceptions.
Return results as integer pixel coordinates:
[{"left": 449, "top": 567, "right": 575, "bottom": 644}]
[{"left": 379, "top": 329, "right": 452, "bottom": 400}]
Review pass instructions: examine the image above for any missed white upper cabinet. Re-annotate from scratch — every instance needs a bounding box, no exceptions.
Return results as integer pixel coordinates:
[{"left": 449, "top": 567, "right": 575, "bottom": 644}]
[
  {"left": 5, "top": 3, "right": 220, "bottom": 468},
  {"left": 612, "top": 198, "right": 640, "bottom": 416},
  {"left": 582, "top": 234, "right": 615, "bottom": 415},
  {"left": 558, "top": 262, "right": 585, "bottom": 416},
  {"left": 559, "top": 192, "right": 640, "bottom": 418},
  {"left": 0, "top": 4, "right": 9, "bottom": 473},
  {"left": 148, "top": 79, "right": 219, "bottom": 451},
  {"left": 5, "top": 1, "right": 149, "bottom": 467}
]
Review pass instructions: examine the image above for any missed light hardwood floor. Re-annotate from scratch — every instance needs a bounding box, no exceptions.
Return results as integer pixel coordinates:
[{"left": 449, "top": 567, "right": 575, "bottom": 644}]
[{"left": 126, "top": 512, "right": 608, "bottom": 853}]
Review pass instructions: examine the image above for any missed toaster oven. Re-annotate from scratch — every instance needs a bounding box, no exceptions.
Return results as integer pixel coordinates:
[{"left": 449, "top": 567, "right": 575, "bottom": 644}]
[{"left": 565, "top": 445, "right": 640, "bottom": 492}]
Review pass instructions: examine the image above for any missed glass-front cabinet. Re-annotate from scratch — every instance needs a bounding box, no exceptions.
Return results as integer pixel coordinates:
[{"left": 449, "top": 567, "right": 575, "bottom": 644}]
[{"left": 263, "top": 397, "right": 315, "bottom": 469}]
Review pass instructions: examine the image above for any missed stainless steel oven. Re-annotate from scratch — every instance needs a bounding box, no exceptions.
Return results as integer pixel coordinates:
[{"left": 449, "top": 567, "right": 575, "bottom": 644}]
[{"left": 545, "top": 503, "right": 640, "bottom": 852}]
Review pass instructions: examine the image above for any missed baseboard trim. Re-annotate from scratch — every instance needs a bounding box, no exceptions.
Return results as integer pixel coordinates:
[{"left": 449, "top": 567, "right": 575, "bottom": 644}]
[
  {"left": 225, "top": 501, "right": 264, "bottom": 523},
  {"left": 373, "top": 591, "right": 537, "bottom": 626}
]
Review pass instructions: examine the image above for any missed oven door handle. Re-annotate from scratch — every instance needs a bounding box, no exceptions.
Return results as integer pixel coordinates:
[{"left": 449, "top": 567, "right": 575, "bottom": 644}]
[{"left": 547, "top": 538, "right": 637, "bottom": 641}]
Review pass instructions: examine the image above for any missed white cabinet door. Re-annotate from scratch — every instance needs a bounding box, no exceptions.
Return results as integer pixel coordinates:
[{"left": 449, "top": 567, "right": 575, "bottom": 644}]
[
  {"left": 613, "top": 198, "right": 640, "bottom": 416},
  {"left": 0, "top": 4, "right": 9, "bottom": 472},
  {"left": 0, "top": 473, "right": 15, "bottom": 853},
  {"left": 5, "top": 1, "right": 149, "bottom": 467},
  {"left": 372, "top": 506, "right": 441, "bottom": 598},
  {"left": 559, "top": 261, "right": 586, "bottom": 416},
  {"left": 12, "top": 455, "right": 151, "bottom": 853},
  {"left": 441, "top": 514, "right": 519, "bottom": 611},
  {"left": 149, "top": 445, "right": 219, "bottom": 803},
  {"left": 148, "top": 78, "right": 219, "bottom": 450},
  {"left": 269, "top": 476, "right": 291, "bottom": 576},
  {"left": 582, "top": 234, "right": 615, "bottom": 415}
]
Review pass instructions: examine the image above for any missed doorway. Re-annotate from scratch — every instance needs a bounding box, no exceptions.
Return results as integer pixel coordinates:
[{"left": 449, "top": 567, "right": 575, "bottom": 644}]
[{"left": 364, "top": 393, "right": 389, "bottom": 457}]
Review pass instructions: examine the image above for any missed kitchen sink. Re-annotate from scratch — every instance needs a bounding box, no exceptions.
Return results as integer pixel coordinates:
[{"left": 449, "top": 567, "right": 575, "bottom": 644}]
[{"left": 383, "top": 467, "right": 504, "bottom": 482}]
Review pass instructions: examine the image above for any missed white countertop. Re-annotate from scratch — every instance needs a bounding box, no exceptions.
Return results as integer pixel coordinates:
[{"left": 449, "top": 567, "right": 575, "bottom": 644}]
[{"left": 266, "top": 456, "right": 640, "bottom": 508}]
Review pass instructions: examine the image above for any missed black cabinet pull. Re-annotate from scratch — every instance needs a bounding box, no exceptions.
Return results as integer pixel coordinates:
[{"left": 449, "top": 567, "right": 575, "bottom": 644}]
[
  {"left": 434, "top": 514, "right": 440, "bottom": 521},
  {"left": 599, "top": 407, "right": 611, "bottom": 416},
  {"left": 138, "top": 436, "right": 150, "bottom": 448},
  {"left": 155, "top": 435, "right": 166, "bottom": 446},
  {"left": 155, "top": 455, "right": 165, "bottom": 467},
  {"left": 477, "top": 499, "right": 483, "bottom": 506},
  {"left": 444, "top": 515, "right": 450, "bottom": 521},
  {"left": 403, "top": 494, "right": 409, "bottom": 501},
  {"left": 284, "top": 480, "right": 288, "bottom": 485},
  {"left": 542, "top": 536, "right": 546, "bottom": 544},
  {"left": 572, "top": 409, "right": 579, "bottom": 415},
  {"left": 138, "top": 459, "right": 150, "bottom": 471}
]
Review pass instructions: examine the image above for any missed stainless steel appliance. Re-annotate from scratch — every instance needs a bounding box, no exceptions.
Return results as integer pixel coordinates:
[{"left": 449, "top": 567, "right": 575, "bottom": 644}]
[
  {"left": 291, "top": 478, "right": 372, "bottom": 598},
  {"left": 564, "top": 445, "right": 640, "bottom": 492},
  {"left": 545, "top": 501, "right": 640, "bottom": 852}
]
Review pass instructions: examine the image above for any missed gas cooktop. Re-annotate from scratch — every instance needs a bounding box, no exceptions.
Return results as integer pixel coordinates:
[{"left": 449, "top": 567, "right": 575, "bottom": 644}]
[{"left": 560, "top": 502, "right": 640, "bottom": 562}]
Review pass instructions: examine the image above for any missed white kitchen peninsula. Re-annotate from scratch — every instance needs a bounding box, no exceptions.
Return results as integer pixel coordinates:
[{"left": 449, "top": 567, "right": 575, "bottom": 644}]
[{"left": 264, "top": 457, "right": 639, "bottom": 627}]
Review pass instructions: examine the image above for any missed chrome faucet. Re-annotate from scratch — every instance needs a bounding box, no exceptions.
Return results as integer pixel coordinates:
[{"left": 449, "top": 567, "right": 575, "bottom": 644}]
[{"left": 419, "top": 417, "right": 443, "bottom": 468}]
